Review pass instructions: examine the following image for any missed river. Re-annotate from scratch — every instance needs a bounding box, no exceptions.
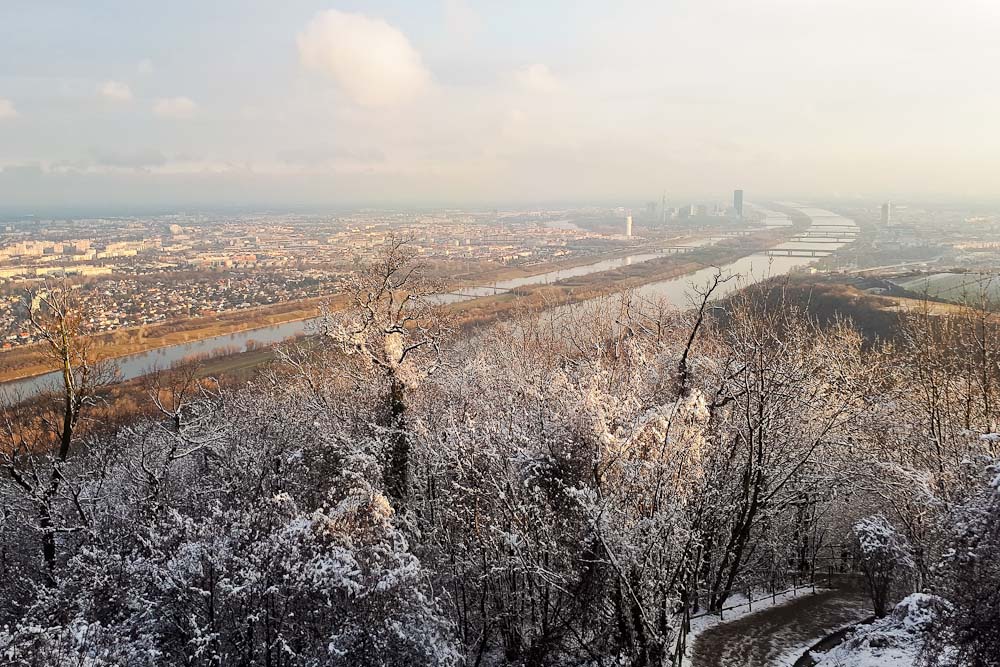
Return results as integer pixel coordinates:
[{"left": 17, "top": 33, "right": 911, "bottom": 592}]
[
  {"left": 2, "top": 206, "right": 856, "bottom": 397},
  {"left": 621, "top": 206, "right": 856, "bottom": 306}
]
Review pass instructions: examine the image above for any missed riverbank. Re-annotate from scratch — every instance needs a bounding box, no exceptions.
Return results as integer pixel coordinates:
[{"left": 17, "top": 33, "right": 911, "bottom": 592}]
[
  {"left": 0, "top": 246, "right": 686, "bottom": 384},
  {"left": 0, "top": 207, "right": 843, "bottom": 427},
  {"left": 0, "top": 231, "right": 768, "bottom": 385},
  {"left": 0, "top": 295, "right": 336, "bottom": 384},
  {"left": 0, "top": 239, "right": 796, "bottom": 428},
  {"left": 447, "top": 238, "right": 790, "bottom": 329},
  {"left": 444, "top": 232, "right": 716, "bottom": 287},
  {"left": 1, "top": 211, "right": 814, "bottom": 393}
]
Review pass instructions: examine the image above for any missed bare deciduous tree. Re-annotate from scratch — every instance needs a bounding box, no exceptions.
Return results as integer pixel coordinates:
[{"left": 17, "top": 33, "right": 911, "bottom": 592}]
[
  {"left": 1, "top": 281, "right": 115, "bottom": 581},
  {"left": 321, "top": 236, "right": 447, "bottom": 502}
]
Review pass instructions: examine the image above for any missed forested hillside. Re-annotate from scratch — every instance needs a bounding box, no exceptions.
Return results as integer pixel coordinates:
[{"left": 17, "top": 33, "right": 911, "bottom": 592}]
[{"left": 1, "top": 245, "right": 997, "bottom": 666}]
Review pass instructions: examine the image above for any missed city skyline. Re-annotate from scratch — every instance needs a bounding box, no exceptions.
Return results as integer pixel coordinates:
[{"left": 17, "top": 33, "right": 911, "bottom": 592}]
[{"left": 2, "top": 0, "right": 1000, "bottom": 212}]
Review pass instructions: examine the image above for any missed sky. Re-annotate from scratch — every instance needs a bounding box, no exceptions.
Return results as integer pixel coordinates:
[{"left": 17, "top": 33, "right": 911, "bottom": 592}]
[{"left": 1, "top": 0, "right": 998, "bottom": 212}]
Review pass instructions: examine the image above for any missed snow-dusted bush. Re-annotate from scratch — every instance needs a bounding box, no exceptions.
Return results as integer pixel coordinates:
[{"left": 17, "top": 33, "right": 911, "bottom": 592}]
[
  {"left": 922, "top": 462, "right": 1000, "bottom": 667},
  {"left": 815, "top": 593, "right": 948, "bottom": 667},
  {"left": 854, "top": 515, "right": 915, "bottom": 617},
  {"left": 0, "top": 385, "right": 460, "bottom": 666}
]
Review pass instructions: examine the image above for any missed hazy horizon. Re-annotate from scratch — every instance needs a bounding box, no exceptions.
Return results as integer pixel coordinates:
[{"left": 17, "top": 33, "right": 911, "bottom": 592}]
[{"left": 2, "top": 0, "right": 998, "bottom": 211}]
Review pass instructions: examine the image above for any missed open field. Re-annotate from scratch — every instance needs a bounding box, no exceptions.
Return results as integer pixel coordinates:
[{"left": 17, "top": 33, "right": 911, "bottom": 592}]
[{"left": 891, "top": 272, "right": 1000, "bottom": 304}]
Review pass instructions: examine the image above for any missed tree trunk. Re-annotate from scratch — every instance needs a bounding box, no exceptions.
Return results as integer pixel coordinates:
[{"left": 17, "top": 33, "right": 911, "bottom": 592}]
[{"left": 385, "top": 376, "right": 409, "bottom": 502}]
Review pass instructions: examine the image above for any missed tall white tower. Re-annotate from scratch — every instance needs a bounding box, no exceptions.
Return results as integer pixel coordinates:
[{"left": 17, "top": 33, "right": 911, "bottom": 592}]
[
  {"left": 625, "top": 214, "right": 633, "bottom": 237},
  {"left": 880, "top": 201, "right": 892, "bottom": 226}
]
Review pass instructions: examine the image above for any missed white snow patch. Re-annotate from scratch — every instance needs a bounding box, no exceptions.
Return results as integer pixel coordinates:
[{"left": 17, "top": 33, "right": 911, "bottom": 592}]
[{"left": 810, "top": 593, "right": 947, "bottom": 667}]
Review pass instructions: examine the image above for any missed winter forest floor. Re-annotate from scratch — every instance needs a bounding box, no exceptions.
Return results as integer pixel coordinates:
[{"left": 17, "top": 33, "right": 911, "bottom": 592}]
[{"left": 690, "top": 576, "right": 872, "bottom": 667}]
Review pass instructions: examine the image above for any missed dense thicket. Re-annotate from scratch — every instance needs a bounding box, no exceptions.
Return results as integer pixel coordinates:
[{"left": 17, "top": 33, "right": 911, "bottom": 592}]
[{"left": 1, "top": 256, "right": 997, "bottom": 666}]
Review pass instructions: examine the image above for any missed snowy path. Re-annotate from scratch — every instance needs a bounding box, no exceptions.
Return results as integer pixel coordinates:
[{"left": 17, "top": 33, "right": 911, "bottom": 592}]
[{"left": 689, "top": 577, "right": 872, "bottom": 667}]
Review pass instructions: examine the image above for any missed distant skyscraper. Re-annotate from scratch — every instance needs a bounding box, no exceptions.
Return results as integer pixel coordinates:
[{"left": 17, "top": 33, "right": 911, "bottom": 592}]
[
  {"left": 880, "top": 201, "right": 892, "bottom": 226},
  {"left": 625, "top": 214, "right": 633, "bottom": 237},
  {"left": 660, "top": 192, "right": 667, "bottom": 224},
  {"left": 733, "top": 189, "right": 744, "bottom": 217}
]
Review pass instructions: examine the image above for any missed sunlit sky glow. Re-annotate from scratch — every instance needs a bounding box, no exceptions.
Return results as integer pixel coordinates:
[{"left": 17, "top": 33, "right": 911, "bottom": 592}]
[{"left": 1, "top": 0, "right": 998, "bottom": 211}]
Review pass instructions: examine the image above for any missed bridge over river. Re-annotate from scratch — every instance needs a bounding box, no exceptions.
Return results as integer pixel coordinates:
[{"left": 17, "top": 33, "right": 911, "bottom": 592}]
[{"left": 764, "top": 248, "right": 834, "bottom": 258}]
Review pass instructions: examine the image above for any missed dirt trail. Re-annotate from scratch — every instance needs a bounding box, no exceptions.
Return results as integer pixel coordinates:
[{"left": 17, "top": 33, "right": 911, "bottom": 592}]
[{"left": 690, "top": 577, "right": 871, "bottom": 667}]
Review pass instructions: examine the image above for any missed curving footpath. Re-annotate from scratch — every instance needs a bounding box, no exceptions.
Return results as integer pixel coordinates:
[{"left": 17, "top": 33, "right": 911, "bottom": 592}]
[{"left": 690, "top": 577, "right": 872, "bottom": 667}]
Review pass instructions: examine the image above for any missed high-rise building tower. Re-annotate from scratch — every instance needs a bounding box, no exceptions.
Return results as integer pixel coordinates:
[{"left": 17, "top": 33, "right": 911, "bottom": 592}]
[
  {"left": 880, "top": 201, "right": 892, "bottom": 226},
  {"left": 625, "top": 214, "right": 633, "bottom": 237},
  {"left": 733, "top": 189, "right": 744, "bottom": 217},
  {"left": 660, "top": 192, "right": 667, "bottom": 224}
]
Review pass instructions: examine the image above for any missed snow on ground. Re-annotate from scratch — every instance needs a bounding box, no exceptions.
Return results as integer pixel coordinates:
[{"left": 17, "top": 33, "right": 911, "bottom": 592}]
[
  {"left": 809, "top": 593, "right": 946, "bottom": 667},
  {"left": 687, "top": 575, "right": 873, "bottom": 667},
  {"left": 683, "top": 586, "right": 835, "bottom": 666},
  {"left": 688, "top": 589, "right": 818, "bottom": 645}
]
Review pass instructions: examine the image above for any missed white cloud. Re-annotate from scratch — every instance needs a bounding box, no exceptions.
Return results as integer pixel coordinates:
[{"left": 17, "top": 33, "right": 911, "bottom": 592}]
[
  {"left": 98, "top": 80, "right": 133, "bottom": 102},
  {"left": 0, "top": 99, "right": 16, "bottom": 120},
  {"left": 297, "top": 9, "right": 430, "bottom": 108},
  {"left": 152, "top": 96, "right": 197, "bottom": 119},
  {"left": 513, "top": 64, "right": 562, "bottom": 94}
]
